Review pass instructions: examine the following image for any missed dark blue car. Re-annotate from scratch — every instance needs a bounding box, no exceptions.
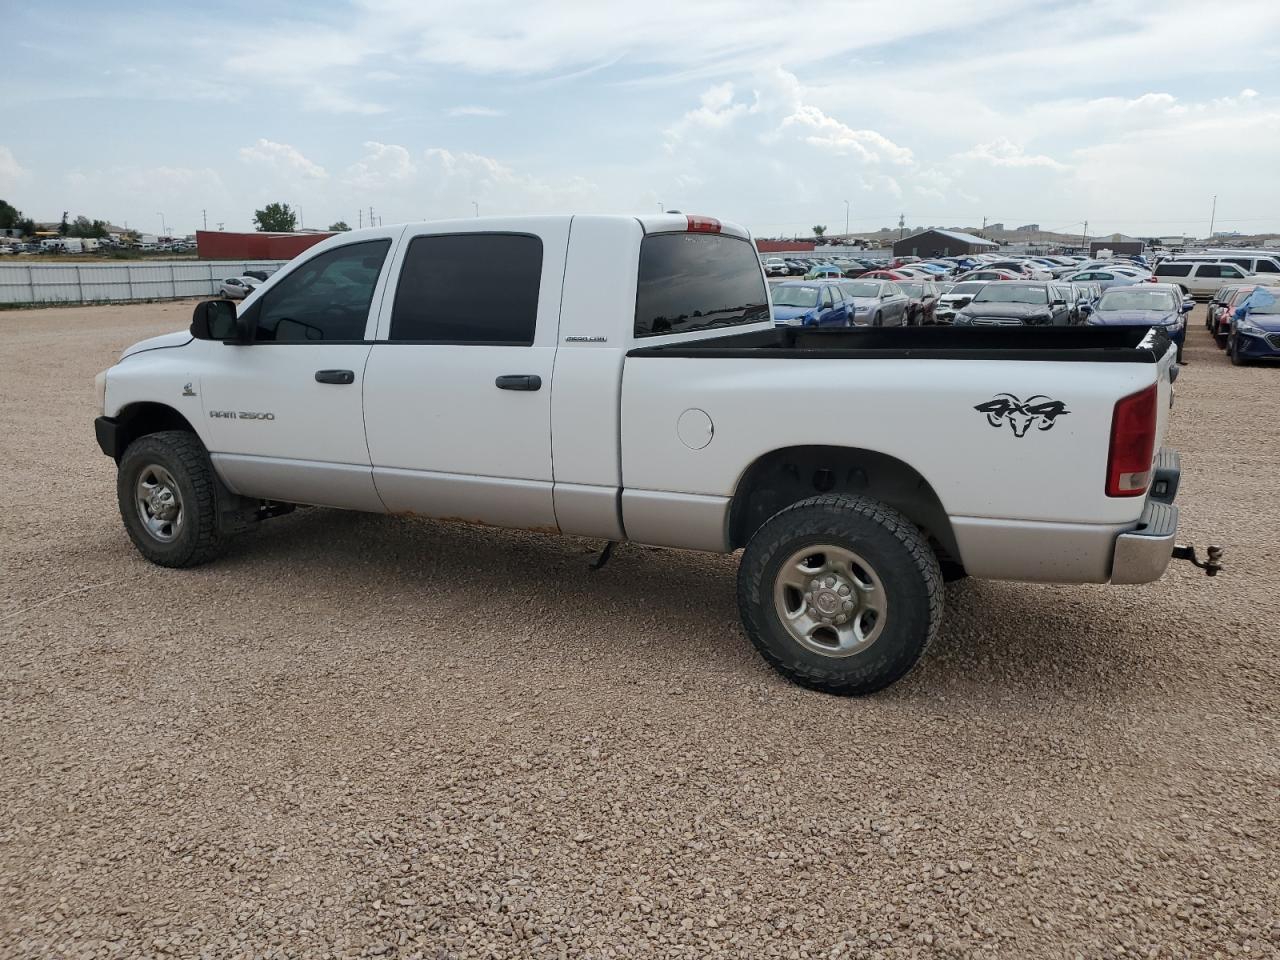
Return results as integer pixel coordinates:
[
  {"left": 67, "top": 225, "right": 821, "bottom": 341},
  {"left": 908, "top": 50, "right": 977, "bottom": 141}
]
[
  {"left": 1085, "top": 283, "right": 1192, "bottom": 360},
  {"left": 1227, "top": 286, "right": 1280, "bottom": 365},
  {"left": 769, "top": 281, "right": 851, "bottom": 327}
]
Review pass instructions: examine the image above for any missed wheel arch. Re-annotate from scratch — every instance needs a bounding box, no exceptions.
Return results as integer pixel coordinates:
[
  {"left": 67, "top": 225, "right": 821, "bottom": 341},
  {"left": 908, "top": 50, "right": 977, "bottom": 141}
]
[
  {"left": 728, "top": 445, "right": 961, "bottom": 566},
  {"left": 112, "top": 402, "right": 200, "bottom": 461}
]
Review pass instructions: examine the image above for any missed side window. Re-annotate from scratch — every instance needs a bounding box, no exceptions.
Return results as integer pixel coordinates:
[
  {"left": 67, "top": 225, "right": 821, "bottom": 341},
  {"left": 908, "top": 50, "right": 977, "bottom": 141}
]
[
  {"left": 821, "top": 287, "right": 834, "bottom": 308},
  {"left": 1220, "top": 265, "right": 1243, "bottom": 278},
  {"left": 1256, "top": 260, "right": 1280, "bottom": 273},
  {"left": 1222, "top": 258, "right": 1248, "bottom": 269},
  {"left": 390, "top": 233, "right": 542, "bottom": 344},
  {"left": 1157, "top": 263, "right": 1192, "bottom": 277},
  {"left": 1197, "top": 264, "right": 1222, "bottom": 278},
  {"left": 253, "top": 240, "right": 390, "bottom": 342}
]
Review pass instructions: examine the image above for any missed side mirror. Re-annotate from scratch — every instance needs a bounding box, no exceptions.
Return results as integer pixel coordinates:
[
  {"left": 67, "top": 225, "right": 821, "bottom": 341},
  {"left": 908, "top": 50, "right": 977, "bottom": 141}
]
[
  {"left": 190, "top": 299, "right": 243, "bottom": 341},
  {"left": 1180, "top": 300, "right": 1194, "bottom": 313},
  {"left": 1079, "top": 303, "right": 1093, "bottom": 315},
  {"left": 1052, "top": 298, "right": 1066, "bottom": 306}
]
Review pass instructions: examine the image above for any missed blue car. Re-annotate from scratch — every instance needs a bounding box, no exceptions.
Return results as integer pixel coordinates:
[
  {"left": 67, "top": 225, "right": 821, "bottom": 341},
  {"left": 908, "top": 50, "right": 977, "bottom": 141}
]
[
  {"left": 1227, "top": 286, "right": 1280, "bottom": 365},
  {"left": 1086, "top": 282, "right": 1192, "bottom": 360},
  {"left": 770, "top": 281, "right": 851, "bottom": 327}
]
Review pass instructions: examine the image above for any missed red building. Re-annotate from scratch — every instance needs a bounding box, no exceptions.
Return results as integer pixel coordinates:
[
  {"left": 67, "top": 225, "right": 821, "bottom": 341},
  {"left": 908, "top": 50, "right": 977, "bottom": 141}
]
[
  {"left": 196, "top": 230, "right": 335, "bottom": 260},
  {"left": 755, "top": 240, "right": 816, "bottom": 253}
]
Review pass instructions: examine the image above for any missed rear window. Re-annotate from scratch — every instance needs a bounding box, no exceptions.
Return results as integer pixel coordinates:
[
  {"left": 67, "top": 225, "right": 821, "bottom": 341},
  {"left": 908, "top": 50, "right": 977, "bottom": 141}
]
[
  {"left": 1155, "top": 263, "right": 1192, "bottom": 277},
  {"left": 634, "top": 233, "right": 770, "bottom": 338},
  {"left": 390, "top": 233, "right": 542, "bottom": 344}
]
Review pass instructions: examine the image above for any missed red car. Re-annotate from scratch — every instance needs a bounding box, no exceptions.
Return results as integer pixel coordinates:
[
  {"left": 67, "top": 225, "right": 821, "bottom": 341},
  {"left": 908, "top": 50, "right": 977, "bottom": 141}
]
[
  {"left": 1213, "top": 285, "right": 1257, "bottom": 348},
  {"left": 861, "top": 269, "right": 914, "bottom": 281}
]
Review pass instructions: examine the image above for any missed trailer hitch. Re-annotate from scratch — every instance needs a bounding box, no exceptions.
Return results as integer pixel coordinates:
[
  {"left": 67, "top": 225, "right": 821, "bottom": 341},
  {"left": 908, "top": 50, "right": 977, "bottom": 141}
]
[{"left": 1172, "top": 544, "right": 1224, "bottom": 577}]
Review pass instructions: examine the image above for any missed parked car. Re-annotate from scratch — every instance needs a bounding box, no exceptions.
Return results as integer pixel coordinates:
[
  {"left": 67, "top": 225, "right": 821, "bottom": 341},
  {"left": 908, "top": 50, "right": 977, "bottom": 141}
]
[
  {"left": 955, "top": 269, "right": 1020, "bottom": 282},
  {"left": 763, "top": 257, "right": 789, "bottom": 277},
  {"left": 1085, "top": 283, "right": 1193, "bottom": 361},
  {"left": 1150, "top": 260, "right": 1253, "bottom": 298},
  {"left": 770, "top": 281, "right": 851, "bottom": 327},
  {"left": 934, "top": 281, "right": 987, "bottom": 324},
  {"left": 1063, "top": 269, "right": 1144, "bottom": 293},
  {"left": 804, "top": 264, "right": 844, "bottom": 281},
  {"left": 861, "top": 269, "right": 915, "bottom": 282},
  {"left": 1168, "top": 254, "right": 1280, "bottom": 278},
  {"left": 896, "top": 281, "right": 942, "bottom": 325},
  {"left": 92, "top": 212, "right": 1207, "bottom": 696},
  {"left": 218, "top": 277, "right": 260, "bottom": 300},
  {"left": 1206, "top": 286, "right": 1238, "bottom": 332},
  {"left": 954, "top": 282, "right": 1074, "bottom": 326},
  {"left": 1212, "top": 285, "right": 1258, "bottom": 347},
  {"left": 783, "top": 258, "right": 809, "bottom": 276},
  {"left": 1226, "top": 285, "right": 1280, "bottom": 365},
  {"left": 834, "top": 279, "right": 910, "bottom": 326}
]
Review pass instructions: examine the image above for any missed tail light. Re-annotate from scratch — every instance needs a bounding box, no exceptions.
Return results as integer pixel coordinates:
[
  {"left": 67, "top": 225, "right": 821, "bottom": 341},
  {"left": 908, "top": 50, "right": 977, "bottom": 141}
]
[
  {"left": 686, "top": 215, "right": 721, "bottom": 234},
  {"left": 1106, "top": 384, "right": 1157, "bottom": 497}
]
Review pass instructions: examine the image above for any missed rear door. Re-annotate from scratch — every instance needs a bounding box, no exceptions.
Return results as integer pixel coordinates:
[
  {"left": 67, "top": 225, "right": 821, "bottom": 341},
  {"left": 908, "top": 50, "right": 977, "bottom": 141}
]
[{"left": 362, "top": 223, "right": 569, "bottom": 530}]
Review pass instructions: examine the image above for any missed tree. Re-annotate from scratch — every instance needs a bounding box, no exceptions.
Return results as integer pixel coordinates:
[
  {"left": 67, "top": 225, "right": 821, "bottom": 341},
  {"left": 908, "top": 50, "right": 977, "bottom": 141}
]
[
  {"left": 328, "top": 221, "right": 350, "bottom": 231},
  {"left": 69, "top": 215, "right": 108, "bottom": 238},
  {"left": 0, "top": 199, "right": 22, "bottom": 229},
  {"left": 59, "top": 211, "right": 70, "bottom": 236},
  {"left": 812, "top": 225, "right": 827, "bottom": 238},
  {"left": 253, "top": 202, "right": 297, "bottom": 232}
]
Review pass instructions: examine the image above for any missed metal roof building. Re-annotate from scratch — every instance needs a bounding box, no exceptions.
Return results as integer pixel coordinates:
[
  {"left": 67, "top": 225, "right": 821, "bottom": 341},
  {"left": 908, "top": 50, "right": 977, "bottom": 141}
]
[{"left": 893, "top": 229, "right": 999, "bottom": 257}]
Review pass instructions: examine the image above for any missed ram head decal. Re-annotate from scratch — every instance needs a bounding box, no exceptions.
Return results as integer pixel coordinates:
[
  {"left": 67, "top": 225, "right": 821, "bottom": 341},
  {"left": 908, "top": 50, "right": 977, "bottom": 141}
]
[{"left": 974, "top": 394, "right": 1070, "bottom": 437}]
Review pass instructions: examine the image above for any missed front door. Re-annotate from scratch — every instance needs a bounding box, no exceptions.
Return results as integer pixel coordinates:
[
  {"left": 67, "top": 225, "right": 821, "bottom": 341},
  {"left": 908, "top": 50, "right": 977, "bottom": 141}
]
[
  {"left": 201, "top": 235, "right": 397, "bottom": 511},
  {"left": 362, "top": 222, "right": 569, "bottom": 530}
]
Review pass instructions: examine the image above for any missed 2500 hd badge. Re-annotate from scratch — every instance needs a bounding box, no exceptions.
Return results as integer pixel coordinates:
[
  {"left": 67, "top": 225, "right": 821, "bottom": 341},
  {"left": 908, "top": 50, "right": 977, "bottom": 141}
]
[{"left": 209, "top": 410, "right": 275, "bottom": 420}]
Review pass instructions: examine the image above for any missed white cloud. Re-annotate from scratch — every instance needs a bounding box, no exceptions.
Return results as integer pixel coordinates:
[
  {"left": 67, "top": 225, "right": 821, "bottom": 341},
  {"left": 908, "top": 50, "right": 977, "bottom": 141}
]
[
  {"left": 344, "top": 141, "right": 417, "bottom": 189},
  {"left": 238, "top": 139, "right": 329, "bottom": 180},
  {"left": 956, "top": 137, "right": 1068, "bottom": 171},
  {"left": 446, "top": 105, "right": 505, "bottom": 117},
  {"left": 0, "top": 146, "right": 26, "bottom": 190},
  {"left": 781, "top": 104, "right": 913, "bottom": 164}
]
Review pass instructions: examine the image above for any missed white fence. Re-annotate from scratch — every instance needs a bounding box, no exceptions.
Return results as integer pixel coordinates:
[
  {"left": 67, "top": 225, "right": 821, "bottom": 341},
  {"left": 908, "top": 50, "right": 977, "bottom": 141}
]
[{"left": 0, "top": 260, "right": 288, "bottom": 305}]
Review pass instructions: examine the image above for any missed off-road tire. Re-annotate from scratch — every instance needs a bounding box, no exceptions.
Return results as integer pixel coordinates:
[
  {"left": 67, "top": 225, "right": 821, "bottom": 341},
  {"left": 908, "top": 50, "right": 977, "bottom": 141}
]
[
  {"left": 117, "top": 430, "right": 226, "bottom": 568},
  {"left": 737, "top": 494, "right": 944, "bottom": 695}
]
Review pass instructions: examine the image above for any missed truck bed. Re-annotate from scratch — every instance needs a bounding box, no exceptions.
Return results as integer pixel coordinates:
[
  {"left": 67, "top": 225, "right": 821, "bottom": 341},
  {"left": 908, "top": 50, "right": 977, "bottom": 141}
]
[{"left": 628, "top": 324, "right": 1172, "bottom": 363}]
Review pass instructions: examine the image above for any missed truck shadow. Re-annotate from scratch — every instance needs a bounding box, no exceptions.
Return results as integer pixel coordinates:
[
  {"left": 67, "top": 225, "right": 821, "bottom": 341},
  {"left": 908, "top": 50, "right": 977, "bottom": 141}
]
[{"left": 218, "top": 508, "right": 1157, "bottom": 705}]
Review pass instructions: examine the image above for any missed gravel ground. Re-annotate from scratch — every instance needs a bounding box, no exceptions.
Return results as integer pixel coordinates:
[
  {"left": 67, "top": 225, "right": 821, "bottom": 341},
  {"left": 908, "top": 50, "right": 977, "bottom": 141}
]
[{"left": 2, "top": 301, "right": 1277, "bottom": 960}]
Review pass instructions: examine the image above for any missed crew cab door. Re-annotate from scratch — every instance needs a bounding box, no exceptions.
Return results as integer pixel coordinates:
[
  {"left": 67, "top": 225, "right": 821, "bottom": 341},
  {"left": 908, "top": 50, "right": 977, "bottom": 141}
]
[
  {"left": 201, "top": 236, "right": 397, "bottom": 511},
  {"left": 362, "top": 223, "right": 569, "bottom": 530}
]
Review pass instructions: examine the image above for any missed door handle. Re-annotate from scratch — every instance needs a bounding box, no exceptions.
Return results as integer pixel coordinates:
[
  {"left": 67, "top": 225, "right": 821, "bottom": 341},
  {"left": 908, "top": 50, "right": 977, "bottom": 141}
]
[
  {"left": 495, "top": 374, "right": 542, "bottom": 391},
  {"left": 315, "top": 369, "right": 355, "bottom": 384}
]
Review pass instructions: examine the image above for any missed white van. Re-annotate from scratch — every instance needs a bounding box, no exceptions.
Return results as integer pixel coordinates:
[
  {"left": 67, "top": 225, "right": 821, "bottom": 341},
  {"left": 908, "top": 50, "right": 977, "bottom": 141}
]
[{"left": 1151, "top": 260, "right": 1254, "bottom": 297}]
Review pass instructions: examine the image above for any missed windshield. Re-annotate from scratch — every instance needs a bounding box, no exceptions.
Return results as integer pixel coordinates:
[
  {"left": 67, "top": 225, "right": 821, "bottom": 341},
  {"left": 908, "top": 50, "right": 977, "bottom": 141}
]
[
  {"left": 948, "top": 282, "right": 985, "bottom": 295},
  {"left": 1245, "top": 291, "right": 1280, "bottom": 315},
  {"left": 840, "top": 281, "right": 881, "bottom": 298},
  {"left": 1097, "top": 289, "right": 1178, "bottom": 312},
  {"left": 771, "top": 286, "right": 820, "bottom": 308},
  {"left": 897, "top": 283, "right": 925, "bottom": 296},
  {"left": 973, "top": 284, "right": 1048, "bottom": 304}
]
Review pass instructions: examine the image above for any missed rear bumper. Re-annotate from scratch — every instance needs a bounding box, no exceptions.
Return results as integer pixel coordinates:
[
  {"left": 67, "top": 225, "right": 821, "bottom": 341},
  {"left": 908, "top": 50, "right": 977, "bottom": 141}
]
[
  {"left": 1110, "top": 448, "right": 1181, "bottom": 584},
  {"left": 94, "top": 416, "right": 122, "bottom": 459}
]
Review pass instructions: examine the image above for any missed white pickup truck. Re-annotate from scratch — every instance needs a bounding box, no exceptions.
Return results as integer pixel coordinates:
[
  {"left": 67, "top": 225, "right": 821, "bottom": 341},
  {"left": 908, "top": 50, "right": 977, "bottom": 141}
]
[{"left": 94, "top": 214, "right": 1219, "bottom": 695}]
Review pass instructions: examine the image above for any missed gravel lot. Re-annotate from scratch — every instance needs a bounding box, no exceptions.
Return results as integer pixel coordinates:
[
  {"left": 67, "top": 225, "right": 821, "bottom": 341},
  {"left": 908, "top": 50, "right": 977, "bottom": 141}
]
[{"left": 2, "top": 301, "right": 1277, "bottom": 960}]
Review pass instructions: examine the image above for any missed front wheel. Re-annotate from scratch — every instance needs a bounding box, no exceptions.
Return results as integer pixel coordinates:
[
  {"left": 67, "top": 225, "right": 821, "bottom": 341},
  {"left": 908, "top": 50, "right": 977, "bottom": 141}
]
[
  {"left": 117, "top": 431, "right": 226, "bottom": 568},
  {"left": 736, "top": 494, "right": 944, "bottom": 695},
  {"left": 1229, "top": 336, "right": 1249, "bottom": 366},
  {"left": 872, "top": 312, "right": 882, "bottom": 327}
]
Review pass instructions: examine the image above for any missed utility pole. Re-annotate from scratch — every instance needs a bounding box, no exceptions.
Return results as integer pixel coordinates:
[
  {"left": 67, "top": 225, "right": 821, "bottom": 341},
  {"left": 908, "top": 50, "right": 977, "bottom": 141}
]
[
  {"left": 1208, "top": 195, "right": 1217, "bottom": 238},
  {"left": 202, "top": 209, "right": 207, "bottom": 230},
  {"left": 981, "top": 215, "right": 987, "bottom": 235},
  {"left": 844, "top": 199, "right": 850, "bottom": 238},
  {"left": 1081, "top": 220, "right": 1088, "bottom": 252},
  {"left": 472, "top": 201, "right": 479, "bottom": 218},
  {"left": 898, "top": 213, "right": 905, "bottom": 241},
  {"left": 369, "top": 206, "right": 375, "bottom": 229},
  {"left": 358, "top": 209, "right": 363, "bottom": 229}
]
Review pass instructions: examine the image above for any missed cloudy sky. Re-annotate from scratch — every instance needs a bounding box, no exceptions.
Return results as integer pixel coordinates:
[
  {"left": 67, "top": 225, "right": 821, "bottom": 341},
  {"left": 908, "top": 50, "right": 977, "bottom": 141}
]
[{"left": 3, "top": 0, "right": 1279, "bottom": 238}]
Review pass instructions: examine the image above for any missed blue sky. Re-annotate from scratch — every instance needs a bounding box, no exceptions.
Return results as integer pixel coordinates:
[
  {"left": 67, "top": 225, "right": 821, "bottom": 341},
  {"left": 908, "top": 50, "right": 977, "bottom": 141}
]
[{"left": 3, "top": 0, "right": 1279, "bottom": 238}]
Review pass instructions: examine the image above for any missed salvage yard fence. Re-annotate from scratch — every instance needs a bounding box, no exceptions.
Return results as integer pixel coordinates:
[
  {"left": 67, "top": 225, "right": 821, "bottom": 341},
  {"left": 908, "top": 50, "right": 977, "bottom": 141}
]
[{"left": 0, "top": 260, "right": 289, "bottom": 305}]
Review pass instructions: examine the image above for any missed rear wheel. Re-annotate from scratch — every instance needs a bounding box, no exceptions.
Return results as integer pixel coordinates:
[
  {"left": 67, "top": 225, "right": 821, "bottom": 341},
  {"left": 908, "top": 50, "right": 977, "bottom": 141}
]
[
  {"left": 737, "top": 495, "right": 943, "bottom": 695},
  {"left": 117, "top": 431, "right": 226, "bottom": 568}
]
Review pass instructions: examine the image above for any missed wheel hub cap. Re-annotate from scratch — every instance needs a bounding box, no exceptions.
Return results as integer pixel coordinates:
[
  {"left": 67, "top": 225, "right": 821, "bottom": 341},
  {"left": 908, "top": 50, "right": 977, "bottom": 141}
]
[
  {"left": 134, "top": 464, "right": 183, "bottom": 543},
  {"left": 773, "top": 546, "right": 888, "bottom": 658}
]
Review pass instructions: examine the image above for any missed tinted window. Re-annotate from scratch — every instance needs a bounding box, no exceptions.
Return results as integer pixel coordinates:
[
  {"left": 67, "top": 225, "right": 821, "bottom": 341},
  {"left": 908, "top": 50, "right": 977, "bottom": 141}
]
[
  {"left": 254, "top": 240, "right": 390, "bottom": 342},
  {"left": 389, "top": 234, "right": 541, "bottom": 343},
  {"left": 1197, "top": 264, "right": 1222, "bottom": 278},
  {"left": 1220, "top": 265, "right": 1244, "bottom": 278},
  {"left": 1256, "top": 260, "right": 1280, "bottom": 273},
  {"left": 1155, "top": 263, "right": 1192, "bottom": 277},
  {"left": 635, "top": 233, "right": 769, "bottom": 338}
]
